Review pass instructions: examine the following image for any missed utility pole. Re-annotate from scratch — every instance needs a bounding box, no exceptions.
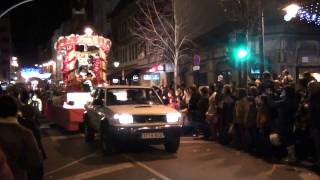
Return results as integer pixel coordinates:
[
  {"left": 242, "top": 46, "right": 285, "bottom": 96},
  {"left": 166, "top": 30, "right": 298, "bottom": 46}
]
[{"left": 259, "top": 0, "right": 265, "bottom": 76}]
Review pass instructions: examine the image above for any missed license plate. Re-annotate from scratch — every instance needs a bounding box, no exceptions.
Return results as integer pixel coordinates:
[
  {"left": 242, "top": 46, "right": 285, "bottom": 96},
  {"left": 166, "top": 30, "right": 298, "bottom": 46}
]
[{"left": 141, "top": 132, "right": 164, "bottom": 139}]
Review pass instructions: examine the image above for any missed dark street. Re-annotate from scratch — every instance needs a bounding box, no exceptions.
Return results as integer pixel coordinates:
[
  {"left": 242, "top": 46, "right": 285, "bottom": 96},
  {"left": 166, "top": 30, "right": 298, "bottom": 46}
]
[{"left": 42, "top": 126, "right": 319, "bottom": 180}]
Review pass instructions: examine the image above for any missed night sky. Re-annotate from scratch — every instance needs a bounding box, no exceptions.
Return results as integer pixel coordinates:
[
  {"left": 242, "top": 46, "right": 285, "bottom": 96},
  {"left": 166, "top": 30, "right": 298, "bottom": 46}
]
[{"left": 1, "top": 0, "right": 72, "bottom": 66}]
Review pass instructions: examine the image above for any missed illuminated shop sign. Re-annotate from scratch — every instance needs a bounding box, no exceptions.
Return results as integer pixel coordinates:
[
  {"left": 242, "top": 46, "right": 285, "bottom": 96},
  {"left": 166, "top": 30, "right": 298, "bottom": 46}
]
[
  {"left": 149, "top": 64, "right": 165, "bottom": 73},
  {"left": 143, "top": 73, "right": 160, "bottom": 80}
]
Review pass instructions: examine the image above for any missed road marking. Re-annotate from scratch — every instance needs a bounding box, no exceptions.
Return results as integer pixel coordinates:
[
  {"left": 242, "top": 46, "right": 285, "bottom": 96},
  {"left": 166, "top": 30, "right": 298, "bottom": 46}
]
[
  {"left": 49, "top": 134, "right": 85, "bottom": 141},
  {"left": 60, "top": 163, "right": 134, "bottom": 180},
  {"left": 180, "top": 140, "right": 212, "bottom": 144},
  {"left": 45, "top": 153, "right": 97, "bottom": 176},
  {"left": 122, "top": 154, "right": 171, "bottom": 180}
]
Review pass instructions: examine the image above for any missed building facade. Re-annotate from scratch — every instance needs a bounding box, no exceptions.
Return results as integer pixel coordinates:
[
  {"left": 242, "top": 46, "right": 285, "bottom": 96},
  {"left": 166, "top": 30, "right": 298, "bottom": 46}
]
[
  {"left": 0, "top": 18, "right": 12, "bottom": 81},
  {"left": 175, "top": 0, "right": 320, "bottom": 86},
  {"left": 108, "top": 0, "right": 174, "bottom": 87}
]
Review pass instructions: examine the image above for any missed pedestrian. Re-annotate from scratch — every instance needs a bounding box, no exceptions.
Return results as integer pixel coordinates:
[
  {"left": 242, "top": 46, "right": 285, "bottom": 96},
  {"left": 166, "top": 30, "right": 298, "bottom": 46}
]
[
  {"left": 188, "top": 85, "right": 201, "bottom": 137},
  {"left": 219, "top": 84, "right": 235, "bottom": 145},
  {"left": 256, "top": 92, "right": 273, "bottom": 159},
  {"left": 233, "top": 88, "right": 248, "bottom": 149},
  {"left": 307, "top": 81, "right": 320, "bottom": 171},
  {"left": 244, "top": 86, "right": 258, "bottom": 153},
  {"left": 206, "top": 85, "right": 219, "bottom": 140},
  {"left": 0, "top": 95, "right": 43, "bottom": 180},
  {"left": 18, "top": 90, "right": 47, "bottom": 179},
  {"left": 197, "top": 86, "right": 210, "bottom": 139},
  {"left": 0, "top": 147, "right": 14, "bottom": 180},
  {"left": 267, "top": 85, "right": 298, "bottom": 162}
]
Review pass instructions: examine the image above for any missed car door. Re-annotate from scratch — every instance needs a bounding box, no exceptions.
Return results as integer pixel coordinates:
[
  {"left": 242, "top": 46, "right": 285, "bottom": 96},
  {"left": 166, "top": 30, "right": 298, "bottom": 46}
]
[{"left": 91, "top": 89, "right": 106, "bottom": 130}]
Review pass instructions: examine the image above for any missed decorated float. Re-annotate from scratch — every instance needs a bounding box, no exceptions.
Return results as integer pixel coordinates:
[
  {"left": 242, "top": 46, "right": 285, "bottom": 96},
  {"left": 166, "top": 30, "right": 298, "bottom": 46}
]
[{"left": 48, "top": 28, "right": 111, "bottom": 131}]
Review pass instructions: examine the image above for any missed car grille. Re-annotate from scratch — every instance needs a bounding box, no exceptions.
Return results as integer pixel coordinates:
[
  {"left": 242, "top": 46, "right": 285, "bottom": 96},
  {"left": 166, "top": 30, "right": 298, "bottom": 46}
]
[{"left": 133, "top": 115, "right": 167, "bottom": 123}]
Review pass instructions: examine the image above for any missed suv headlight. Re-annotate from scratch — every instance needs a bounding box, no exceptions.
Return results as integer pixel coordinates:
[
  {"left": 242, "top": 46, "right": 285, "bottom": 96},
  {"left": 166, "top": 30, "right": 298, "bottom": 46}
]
[
  {"left": 166, "top": 112, "right": 181, "bottom": 123},
  {"left": 113, "top": 114, "right": 134, "bottom": 124}
]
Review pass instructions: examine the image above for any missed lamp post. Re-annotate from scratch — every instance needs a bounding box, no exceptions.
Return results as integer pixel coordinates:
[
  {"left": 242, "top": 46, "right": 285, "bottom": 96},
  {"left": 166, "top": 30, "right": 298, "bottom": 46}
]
[
  {"left": 259, "top": 0, "right": 265, "bottom": 76},
  {"left": 0, "top": 0, "right": 35, "bottom": 19}
]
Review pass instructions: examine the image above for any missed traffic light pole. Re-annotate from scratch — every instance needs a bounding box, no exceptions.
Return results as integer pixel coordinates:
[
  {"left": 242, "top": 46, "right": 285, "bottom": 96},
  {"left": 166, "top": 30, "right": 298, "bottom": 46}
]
[{"left": 259, "top": 0, "right": 265, "bottom": 76}]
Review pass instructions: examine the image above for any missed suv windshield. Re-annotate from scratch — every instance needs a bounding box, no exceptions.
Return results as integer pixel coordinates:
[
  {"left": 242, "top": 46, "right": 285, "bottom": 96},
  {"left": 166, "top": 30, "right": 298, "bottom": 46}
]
[{"left": 106, "top": 88, "right": 162, "bottom": 105}]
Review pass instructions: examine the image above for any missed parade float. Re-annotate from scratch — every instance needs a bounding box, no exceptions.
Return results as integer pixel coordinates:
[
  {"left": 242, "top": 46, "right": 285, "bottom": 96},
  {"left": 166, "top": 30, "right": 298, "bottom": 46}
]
[{"left": 48, "top": 28, "right": 111, "bottom": 131}]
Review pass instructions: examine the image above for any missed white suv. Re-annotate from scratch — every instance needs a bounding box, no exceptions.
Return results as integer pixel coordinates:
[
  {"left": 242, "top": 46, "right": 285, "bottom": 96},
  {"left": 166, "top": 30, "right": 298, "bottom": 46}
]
[{"left": 83, "top": 85, "right": 182, "bottom": 155}]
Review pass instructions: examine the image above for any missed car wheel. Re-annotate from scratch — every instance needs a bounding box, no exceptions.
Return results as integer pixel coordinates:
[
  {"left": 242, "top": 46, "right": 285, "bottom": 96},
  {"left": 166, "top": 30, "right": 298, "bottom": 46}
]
[
  {"left": 164, "top": 136, "right": 180, "bottom": 153},
  {"left": 101, "top": 129, "right": 115, "bottom": 155},
  {"left": 84, "top": 119, "right": 95, "bottom": 143}
]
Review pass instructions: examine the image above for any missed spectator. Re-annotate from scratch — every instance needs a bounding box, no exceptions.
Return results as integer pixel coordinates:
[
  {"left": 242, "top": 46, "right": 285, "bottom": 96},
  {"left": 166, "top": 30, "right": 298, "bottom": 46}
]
[
  {"left": 206, "top": 85, "right": 218, "bottom": 140},
  {"left": 0, "top": 147, "right": 14, "bottom": 180},
  {"left": 244, "top": 86, "right": 258, "bottom": 153},
  {"left": 18, "top": 90, "right": 47, "bottom": 179},
  {"left": 268, "top": 85, "right": 298, "bottom": 162},
  {"left": 188, "top": 85, "right": 201, "bottom": 137},
  {"left": 197, "top": 86, "right": 210, "bottom": 139},
  {"left": 219, "top": 84, "right": 235, "bottom": 144},
  {"left": 233, "top": 88, "right": 248, "bottom": 149},
  {"left": 307, "top": 81, "right": 320, "bottom": 171},
  {"left": 0, "top": 95, "right": 43, "bottom": 180}
]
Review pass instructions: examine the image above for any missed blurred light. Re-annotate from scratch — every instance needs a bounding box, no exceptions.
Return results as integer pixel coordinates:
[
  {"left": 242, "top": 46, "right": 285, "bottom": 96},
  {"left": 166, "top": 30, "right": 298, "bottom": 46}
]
[
  {"left": 11, "top": 60, "right": 19, "bottom": 67},
  {"left": 283, "top": 4, "right": 301, "bottom": 21},
  {"left": 84, "top": 27, "right": 93, "bottom": 36},
  {"left": 237, "top": 49, "right": 248, "bottom": 59},
  {"left": 63, "top": 92, "right": 93, "bottom": 109},
  {"left": 114, "top": 61, "right": 120, "bottom": 68},
  {"left": 149, "top": 67, "right": 156, "bottom": 73},
  {"left": 57, "top": 55, "right": 63, "bottom": 61},
  {"left": 157, "top": 65, "right": 164, "bottom": 71},
  {"left": 11, "top": 56, "right": 18, "bottom": 61},
  {"left": 35, "top": 64, "right": 38, "bottom": 67},
  {"left": 284, "top": 14, "right": 292, "bottom": 21}
]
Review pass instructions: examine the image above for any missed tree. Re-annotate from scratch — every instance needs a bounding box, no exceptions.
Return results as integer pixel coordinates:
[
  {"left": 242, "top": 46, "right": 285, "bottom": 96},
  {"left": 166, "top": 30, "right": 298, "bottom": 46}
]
[{"left": 132, "top": 0, "right": 192, "bottom": 89}]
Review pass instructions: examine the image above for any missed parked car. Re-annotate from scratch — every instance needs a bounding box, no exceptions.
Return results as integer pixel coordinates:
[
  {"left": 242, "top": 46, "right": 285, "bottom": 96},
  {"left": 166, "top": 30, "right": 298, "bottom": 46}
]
[{"left": 83, "top": 85, "right": 182, "bottom": 155}]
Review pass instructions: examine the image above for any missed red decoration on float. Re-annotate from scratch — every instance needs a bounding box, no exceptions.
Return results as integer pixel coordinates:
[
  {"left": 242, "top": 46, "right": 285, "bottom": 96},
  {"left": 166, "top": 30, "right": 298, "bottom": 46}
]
[{"left": 55, "top": 33, "right": 112, "bottom": 89}]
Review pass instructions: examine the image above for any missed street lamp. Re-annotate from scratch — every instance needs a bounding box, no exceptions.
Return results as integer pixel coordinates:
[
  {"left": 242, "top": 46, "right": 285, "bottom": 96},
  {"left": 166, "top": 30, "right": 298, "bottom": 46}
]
[
  {"left": 84, "top": 27, "right": 93, "bottom": 36},
  {"left": 0, "top": 0, "right": 35, "bottom": 19},
  {"left": 283, "top": 4, "right": 301, "bottom": 21}
]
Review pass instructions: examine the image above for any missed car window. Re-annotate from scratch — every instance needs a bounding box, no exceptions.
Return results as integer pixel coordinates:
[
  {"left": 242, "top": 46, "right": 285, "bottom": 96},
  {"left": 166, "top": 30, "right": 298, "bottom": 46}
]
[{"left": 106, "top": 88, "right": 162, "bottom": 105}]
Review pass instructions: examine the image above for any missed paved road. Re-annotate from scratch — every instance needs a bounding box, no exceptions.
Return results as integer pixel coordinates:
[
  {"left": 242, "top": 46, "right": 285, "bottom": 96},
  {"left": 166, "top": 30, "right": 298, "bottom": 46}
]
[{"left": 42, "top": 126, "right": 319, "bottom": 180}]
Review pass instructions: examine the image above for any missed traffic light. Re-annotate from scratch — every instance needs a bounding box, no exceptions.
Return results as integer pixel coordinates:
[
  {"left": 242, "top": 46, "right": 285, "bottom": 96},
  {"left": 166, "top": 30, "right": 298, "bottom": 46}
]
[{"left": 232, "top": 46, "right": 250, "bottom": 62}]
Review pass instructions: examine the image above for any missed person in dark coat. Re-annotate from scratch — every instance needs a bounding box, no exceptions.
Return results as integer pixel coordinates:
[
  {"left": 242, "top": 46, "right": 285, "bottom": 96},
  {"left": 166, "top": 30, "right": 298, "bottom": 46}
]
[
  {"left": 197, "top": 86, "right": 210, "bottom": 139},
  {"left": 219, "top": 84, "right": 235, "bottom": 144},
  {"left": 0, "top": 95, "right": 42, "bottom": 180},
  {"left": 267, "top": 85, "right": 298, "bottom": 162},
  {"left": 307, "top": 81, "right": 320, "bottom": 171},
  {"left": 0, "top": 147, "right": 14, "bottom": 180},
  {"left": 188, "top": 85, "right": 201, "bottom": 136},
  {"left": 18, "top": 90, "right": 46, "bottom": 180}
]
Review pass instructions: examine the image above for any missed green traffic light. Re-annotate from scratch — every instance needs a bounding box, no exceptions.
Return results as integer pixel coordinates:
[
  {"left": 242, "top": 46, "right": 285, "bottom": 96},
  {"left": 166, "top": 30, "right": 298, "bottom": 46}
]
[
  {"left": 237, "top": 49, "right": 248, "bottom": 59},
  {"left": 231, "top": 46, "right": 250, "bottom": 62}
]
